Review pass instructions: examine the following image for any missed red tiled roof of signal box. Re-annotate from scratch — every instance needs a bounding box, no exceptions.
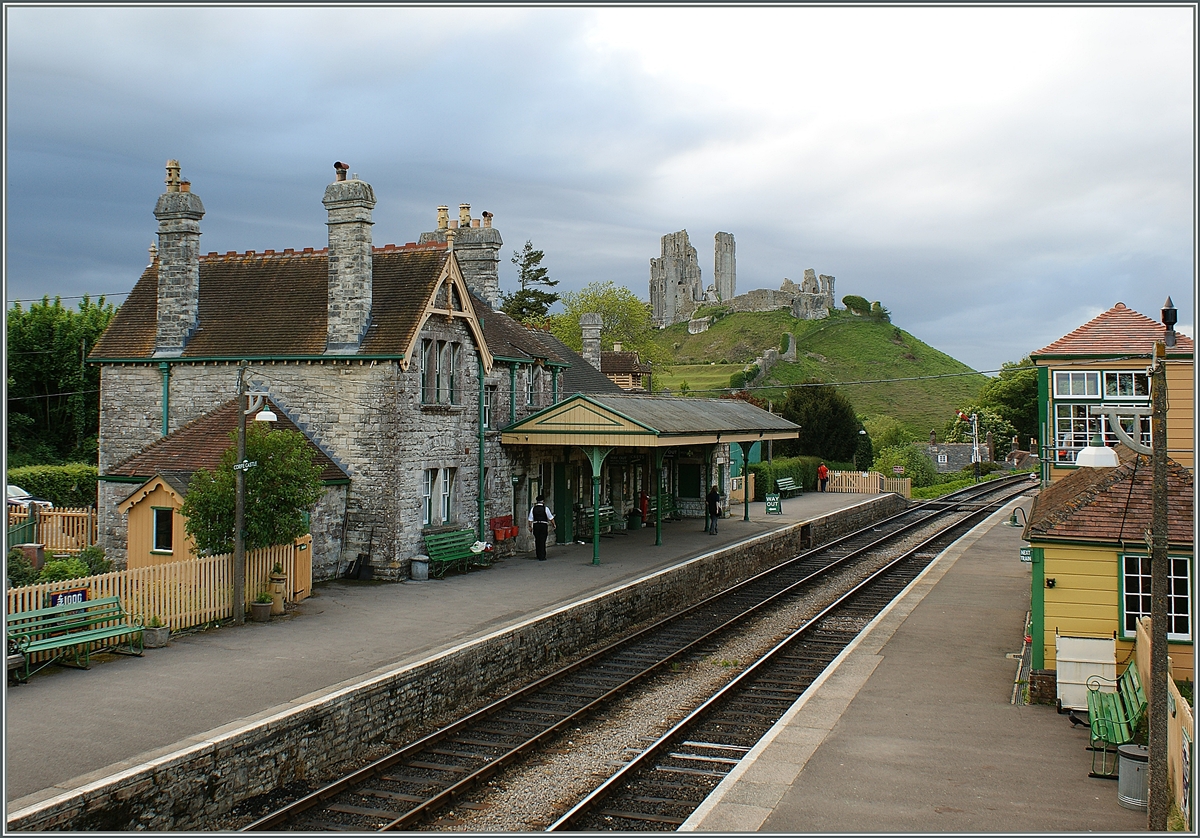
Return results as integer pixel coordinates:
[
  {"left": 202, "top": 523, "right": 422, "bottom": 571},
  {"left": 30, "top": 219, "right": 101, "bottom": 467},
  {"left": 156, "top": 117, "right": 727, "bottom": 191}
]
[{"left": 1031, "top": 302, "right": 1192, "bottom": 359}]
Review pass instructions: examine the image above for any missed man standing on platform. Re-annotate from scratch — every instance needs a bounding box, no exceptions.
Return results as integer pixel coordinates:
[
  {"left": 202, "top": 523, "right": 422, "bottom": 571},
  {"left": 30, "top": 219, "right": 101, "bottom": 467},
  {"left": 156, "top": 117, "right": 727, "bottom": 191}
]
[
  {"left": 706, "top": 485, "right": 721, "bottom": 535},
  {"left": 817, "top": 462, "right": 829, "bottom": 492},
  {"left": 528, "top": 495, "right": 555, "bottom": 561}
]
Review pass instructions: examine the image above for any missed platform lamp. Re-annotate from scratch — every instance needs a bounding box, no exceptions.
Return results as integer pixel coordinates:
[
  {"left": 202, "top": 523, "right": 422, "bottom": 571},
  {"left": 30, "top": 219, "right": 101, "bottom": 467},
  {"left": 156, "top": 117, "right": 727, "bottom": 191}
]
[{"left": 232, "top": 362, "right": 278, "bottom": 626}]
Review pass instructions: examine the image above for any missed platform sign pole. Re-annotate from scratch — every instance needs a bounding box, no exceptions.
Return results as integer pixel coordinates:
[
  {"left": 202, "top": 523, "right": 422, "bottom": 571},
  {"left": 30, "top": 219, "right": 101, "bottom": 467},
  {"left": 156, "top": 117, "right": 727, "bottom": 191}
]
[{"left": 738, "top": 441, "right": 754, "bottom": 522}]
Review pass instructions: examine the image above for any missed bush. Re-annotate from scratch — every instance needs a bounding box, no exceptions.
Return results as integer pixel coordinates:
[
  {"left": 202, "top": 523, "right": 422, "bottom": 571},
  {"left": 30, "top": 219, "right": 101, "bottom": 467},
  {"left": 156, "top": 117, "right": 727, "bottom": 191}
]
[
  {"left": 842, "top": 295, "right": 871, "bottom": 316},
  {"left": 729, "top": 370, "right": 747, "bottom": 390},
  {"left": 7, "top": 549, "right": 39, "bottom": 588},
  {"left": 872, "top": 445, "right": 939, "bottom": 488},
  {"left": 77, "top": 545, "right": 112, "bottom": 575},
  {"left": 5, "top": 463, "right": 98, "bottom": 508},
  {"left": 38, "top": 557, "right": 89, "bottom": 583}
]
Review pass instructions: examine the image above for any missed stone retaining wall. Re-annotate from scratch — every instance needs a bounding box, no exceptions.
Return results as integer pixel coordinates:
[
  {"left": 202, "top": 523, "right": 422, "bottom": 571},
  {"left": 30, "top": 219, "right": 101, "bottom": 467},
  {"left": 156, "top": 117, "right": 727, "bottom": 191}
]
[{"left": 8, "top": 495, "right": 904, "bottom": 832}]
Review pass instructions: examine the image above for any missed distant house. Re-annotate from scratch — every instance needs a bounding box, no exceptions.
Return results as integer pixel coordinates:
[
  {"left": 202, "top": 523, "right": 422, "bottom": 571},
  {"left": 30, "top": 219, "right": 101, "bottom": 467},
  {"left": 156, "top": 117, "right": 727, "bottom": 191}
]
[
  {"left": 600, "top": 343, "right": 652, "bottom": 392},
  {"left": 1024, "top": 448, "right": 1194, "bottom": 678},
  {"left": 917, "top": 442, "right": 992, "bottom": 473},
  {"left": 1030, "top": 301, "right": 1193, "bottom": 484}
]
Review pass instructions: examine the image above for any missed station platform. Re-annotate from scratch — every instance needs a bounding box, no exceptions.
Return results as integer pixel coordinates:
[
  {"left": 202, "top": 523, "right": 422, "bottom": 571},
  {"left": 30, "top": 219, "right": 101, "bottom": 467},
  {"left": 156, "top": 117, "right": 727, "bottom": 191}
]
[
  {"left": 5, "top": 491, "right": 862, "bottom": 810},
  {"left": 682, "top": 501, "right": 1148, "bottom": 833}
]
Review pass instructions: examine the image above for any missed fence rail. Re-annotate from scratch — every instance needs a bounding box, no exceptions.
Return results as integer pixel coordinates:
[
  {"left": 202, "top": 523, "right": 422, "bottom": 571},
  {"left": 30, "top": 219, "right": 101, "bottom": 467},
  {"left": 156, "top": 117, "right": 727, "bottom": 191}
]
[
  {"left": 6, "top": 535, "right": 312, "bottom": 671},
  {"left": 6, "top": 507, "right": 97, "bottom": 554},
  {"left": 828, "top": 471, "right": 912, "bottom": 498}
]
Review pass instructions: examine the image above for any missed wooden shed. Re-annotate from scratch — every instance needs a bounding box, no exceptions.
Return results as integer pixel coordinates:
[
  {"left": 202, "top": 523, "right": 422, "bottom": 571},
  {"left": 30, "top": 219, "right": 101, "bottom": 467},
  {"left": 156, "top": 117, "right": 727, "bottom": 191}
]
[{"left": 118, "top": 471, "right": 196, "bottom": 569}]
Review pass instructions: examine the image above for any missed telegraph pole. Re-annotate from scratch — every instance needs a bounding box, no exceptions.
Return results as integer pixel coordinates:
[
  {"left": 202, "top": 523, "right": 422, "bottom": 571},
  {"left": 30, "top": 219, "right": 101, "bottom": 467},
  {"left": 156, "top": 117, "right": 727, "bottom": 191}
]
[
  {"left": 1148, "top": 341, "right": 1168, "bottom": 830},
  {"left": 233, "top": 363, "right": 248, "bottom": 625}
]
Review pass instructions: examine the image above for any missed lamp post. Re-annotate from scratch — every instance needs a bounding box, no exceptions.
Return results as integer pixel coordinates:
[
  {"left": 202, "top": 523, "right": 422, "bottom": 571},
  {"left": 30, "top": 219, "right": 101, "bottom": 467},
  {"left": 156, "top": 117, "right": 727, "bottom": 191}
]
[
  {"left": 853, "top": 428, "right": 866, "bottom": 471},
  {"left": 232, "top": 362, "right": 277, "bottom": 625},
  {"left": 957, "top": 410, "right": 980, "bottom": 483}
]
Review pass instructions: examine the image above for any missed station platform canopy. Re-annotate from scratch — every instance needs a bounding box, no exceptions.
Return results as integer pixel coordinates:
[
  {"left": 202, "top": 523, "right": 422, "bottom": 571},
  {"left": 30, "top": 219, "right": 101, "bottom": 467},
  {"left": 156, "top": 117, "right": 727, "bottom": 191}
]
[{"left": 500, "top": 392, "right": 800, "bottom": 448}]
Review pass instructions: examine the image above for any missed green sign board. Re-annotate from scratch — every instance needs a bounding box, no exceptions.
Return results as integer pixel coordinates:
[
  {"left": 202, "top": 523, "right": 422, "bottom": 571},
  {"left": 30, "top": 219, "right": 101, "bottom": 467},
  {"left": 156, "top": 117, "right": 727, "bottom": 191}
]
[
  {"left": 765, "top": 493, "right": 783, "bottom": 515},
  {"left": 1020, "top": 546, "right": 1032, "bottom": 563}
]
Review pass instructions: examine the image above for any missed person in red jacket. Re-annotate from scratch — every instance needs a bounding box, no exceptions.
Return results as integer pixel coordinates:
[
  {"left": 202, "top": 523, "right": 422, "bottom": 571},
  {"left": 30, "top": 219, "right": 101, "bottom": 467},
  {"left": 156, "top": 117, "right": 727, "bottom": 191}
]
[{"left": 817, "top": 462, "right": 829, "bottom": 492}]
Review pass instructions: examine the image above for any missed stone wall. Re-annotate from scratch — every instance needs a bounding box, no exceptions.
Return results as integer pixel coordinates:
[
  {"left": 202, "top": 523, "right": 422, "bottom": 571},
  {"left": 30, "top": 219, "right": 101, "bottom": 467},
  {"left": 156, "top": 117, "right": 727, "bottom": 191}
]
[{"left": 5, "top": 495, "right": 903, "bottom": 832}]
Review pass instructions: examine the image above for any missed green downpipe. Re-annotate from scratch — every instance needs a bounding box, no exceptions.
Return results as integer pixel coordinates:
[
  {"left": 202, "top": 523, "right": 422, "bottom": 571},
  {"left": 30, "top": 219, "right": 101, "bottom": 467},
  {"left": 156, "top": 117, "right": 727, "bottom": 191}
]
[
  {"left": 1031, "top": 547, "right": 1045, "bottom": 669},
  {"left": 478, "top": 353, "right": 486, "bottom": 541},
  {"left": 159, "top": 362, "right": 170, "bottom": 437}
]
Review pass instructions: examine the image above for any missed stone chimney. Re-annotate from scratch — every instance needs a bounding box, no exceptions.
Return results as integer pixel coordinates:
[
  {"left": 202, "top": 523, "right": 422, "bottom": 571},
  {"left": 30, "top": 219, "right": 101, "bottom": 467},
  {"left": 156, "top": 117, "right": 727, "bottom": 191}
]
[
  {"left": 581, "top": 313, "right": 602, "bottom": 371},
  {"left": 323, "top": 162, "right": 376, "bottom": 353},
  {"left": 153, "top": 160, "right": 205, "bottom": 357},
  {"left": 418, "top": 204, "right": 502, "bottom": 307}
]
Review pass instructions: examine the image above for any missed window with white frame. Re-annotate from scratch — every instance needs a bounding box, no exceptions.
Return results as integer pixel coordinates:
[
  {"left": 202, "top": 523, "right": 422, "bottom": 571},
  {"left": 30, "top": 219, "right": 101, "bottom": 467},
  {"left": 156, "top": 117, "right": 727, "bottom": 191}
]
[
  {"left": 441, "top": 468, "right": 456, "bottom": 522},
  {"left": 1104, "top": 371, "right": 1149, "bottom": 399},
  {"left": 526, "top": 365, "right": 536, "bottom": 405},
  {"left": 422, "top": 469, "right": 436, "bottom": 525},
  {"left": 937, "top": 454, "right": 948, "bottom": 464},
  {"left": 436, "top": 340, "right": 448, "bottom": 403},
  {"left": 152, "top": 507, "right": 173, "bottom": 552},
  {"left": 484, "top": 385, "right": 497, "bottom": 428},
  {"left": 1122, "top": 554, "right": 1191, "bottom": 640},
  {"left": 1053, "top": 371, "right": 1100, "bottom": 398},
  {"left": 449, "top": 343, "right": 461, "bottom": 405}
]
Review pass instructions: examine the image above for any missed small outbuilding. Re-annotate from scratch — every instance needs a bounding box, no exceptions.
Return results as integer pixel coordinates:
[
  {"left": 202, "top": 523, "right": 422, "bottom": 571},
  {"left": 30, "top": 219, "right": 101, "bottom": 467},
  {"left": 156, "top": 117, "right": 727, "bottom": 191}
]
[{"left": 118, "top": 472, "right": 195, "bottom": 568}]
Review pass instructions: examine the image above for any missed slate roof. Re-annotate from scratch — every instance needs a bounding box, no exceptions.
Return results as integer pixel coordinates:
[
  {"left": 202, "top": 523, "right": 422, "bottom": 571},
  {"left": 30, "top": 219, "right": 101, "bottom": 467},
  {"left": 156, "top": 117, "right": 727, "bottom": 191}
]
[
  {"left": 1025, "top": 447, "right": 1193, "bottom": 547},
  {"left": 1031, "top": 302, "right": 1193, "bottom": 359},
  {"left": 89, "top": 244, "right": 449, "bottom": 360},
  {"left": 104, "top": 399, "right": 349, "bottom": 484},
  {"left": 587, "top": 394, "right": 800, "bottom": 436},
  {"left": 527, "top": 332, "right": 625, "bottom": 395},
  {"left": 468, "top": 294, "right": 564, "bottom": 365}
]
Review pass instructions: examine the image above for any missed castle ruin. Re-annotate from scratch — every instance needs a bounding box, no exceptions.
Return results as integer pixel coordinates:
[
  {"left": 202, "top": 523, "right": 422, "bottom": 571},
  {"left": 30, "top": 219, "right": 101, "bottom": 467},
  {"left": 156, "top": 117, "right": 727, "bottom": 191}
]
[{"left": 649, "top": 229, "right": 836, "bottom": 329}]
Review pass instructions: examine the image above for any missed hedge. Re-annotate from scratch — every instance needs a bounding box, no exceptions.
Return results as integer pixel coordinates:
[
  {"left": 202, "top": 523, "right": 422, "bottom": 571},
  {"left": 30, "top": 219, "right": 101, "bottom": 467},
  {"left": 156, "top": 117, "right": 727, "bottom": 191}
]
[
  {"left": 746, "top": 456, "right": 853, "bottom": 500},
  {"left": 6, "top": 463, "right": 99, "bottom": 508}
]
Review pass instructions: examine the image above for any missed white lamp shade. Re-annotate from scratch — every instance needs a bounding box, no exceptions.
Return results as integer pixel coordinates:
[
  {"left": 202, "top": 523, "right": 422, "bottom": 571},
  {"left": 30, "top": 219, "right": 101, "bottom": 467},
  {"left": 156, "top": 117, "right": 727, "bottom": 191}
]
[
  {"left": 254, "top": 408, "right": 278, "bottom": 422},
  {"left": 1074, "top": 444, "right": 1119, "bottom": 468}
]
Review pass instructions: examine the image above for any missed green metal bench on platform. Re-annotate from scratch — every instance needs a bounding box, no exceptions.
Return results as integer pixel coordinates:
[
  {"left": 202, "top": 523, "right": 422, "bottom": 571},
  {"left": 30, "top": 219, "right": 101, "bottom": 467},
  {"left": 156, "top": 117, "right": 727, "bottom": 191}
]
[
  {"left": 6, "top": 596, "right": 143, "bottom": 682},
  {"left": 1085, "top": 663, "right": 1147, "bottom": 777},
  {"left": 423, "top": 529, "right": 489, "bottom": 578}
]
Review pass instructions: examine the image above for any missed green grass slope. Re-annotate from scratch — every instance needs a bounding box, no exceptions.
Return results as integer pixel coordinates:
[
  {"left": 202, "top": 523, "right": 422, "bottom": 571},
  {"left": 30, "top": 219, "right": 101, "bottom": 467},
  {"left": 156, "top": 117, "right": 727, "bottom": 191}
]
[{"left": 651, "top": 309, "right": 986, "bottom": 437}]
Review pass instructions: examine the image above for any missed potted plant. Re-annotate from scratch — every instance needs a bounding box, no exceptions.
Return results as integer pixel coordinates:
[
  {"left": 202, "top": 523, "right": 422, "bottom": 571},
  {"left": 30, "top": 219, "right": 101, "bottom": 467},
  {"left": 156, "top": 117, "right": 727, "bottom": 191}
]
[
  {"left": 143, "top": 615, "right": 170, "bottom": 648},
  {"left": 250, "top": 592, "right": 273, "bottom": 623},
  {"left": 269, "top": 561, "right": 287, "bottom": 616}
]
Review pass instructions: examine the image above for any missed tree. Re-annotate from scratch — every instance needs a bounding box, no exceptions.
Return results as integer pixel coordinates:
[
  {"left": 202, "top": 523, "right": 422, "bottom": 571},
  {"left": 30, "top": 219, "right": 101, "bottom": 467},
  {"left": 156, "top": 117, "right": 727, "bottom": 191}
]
[
  {"left": 863, "top": 415, "right": 914, "bottom": 450},
  {"left": 181, "top": 422, "right": 324, "bottom": 555},
  {"left": 872, "top": 444, "right": 938, "bottom": 488},
  {"left": 500, "top": 240, "right": 559, "bottom": 324},
  {"left": 842, "top": 295, "right": 870, "bottom": 316},
  {"left": 548, "top": 281, "right": 670, "bottom": 368},
  {"left": 976, "top": 357, "right": 1038, "bottom": 444},
  {"left": 942, "top": 406, "right": 1019, "bottom": 459},
  {"left": 6, "top": 296, "right": 116, "bottom": 466},
  {"left": 775, "top": 380, "right": 861, "bottom": 461}
]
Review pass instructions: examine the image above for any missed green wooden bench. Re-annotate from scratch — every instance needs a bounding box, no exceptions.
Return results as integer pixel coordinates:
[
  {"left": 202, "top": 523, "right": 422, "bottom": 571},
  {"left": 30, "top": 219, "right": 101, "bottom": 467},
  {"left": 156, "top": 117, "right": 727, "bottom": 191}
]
[
  {"left": 1085, "top": 663, "right": 1147, "bottom": 777},
  {"left": 7, "top": 596, "right": 143, "bottom": 682},
  {"left": 775, "top": 477, "right": 801, "bottom": 498},
  {"left": 648, "top": 495, "right": 676, "bottom": 520},
  {"left": 423, "top": 529, "right": 483, "bottom": 577}
]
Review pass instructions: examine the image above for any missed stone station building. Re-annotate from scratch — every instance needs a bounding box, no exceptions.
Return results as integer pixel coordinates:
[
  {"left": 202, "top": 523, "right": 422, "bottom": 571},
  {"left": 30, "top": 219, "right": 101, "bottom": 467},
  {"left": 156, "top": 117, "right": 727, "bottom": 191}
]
[{"left": 91, "top": 161, "right": 797, "bottom": 582}]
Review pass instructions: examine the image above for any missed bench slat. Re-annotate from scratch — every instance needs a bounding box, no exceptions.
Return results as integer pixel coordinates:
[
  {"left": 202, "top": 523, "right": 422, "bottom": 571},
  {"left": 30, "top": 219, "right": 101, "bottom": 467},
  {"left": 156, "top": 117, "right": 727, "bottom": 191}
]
[{"left": 6, "top": 596, "right": 143, "bottom": 681}]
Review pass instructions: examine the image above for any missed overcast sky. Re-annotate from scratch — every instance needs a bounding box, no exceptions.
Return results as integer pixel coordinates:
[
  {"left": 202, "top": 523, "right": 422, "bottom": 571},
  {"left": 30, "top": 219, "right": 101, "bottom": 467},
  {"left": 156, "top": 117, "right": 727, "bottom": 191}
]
[{"left": 4, "top": 5, "right": 1195, "bottom": 371}]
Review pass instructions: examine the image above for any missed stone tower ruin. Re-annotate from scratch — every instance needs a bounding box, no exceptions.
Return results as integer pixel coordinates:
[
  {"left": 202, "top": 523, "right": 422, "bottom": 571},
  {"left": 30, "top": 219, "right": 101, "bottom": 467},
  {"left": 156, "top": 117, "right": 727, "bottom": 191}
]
[
  {"left": 649, "top": 230, "right": 703, "bottom": 328},
  {"left": 714, "top": 232, "right": 735, "bottom": 302}
]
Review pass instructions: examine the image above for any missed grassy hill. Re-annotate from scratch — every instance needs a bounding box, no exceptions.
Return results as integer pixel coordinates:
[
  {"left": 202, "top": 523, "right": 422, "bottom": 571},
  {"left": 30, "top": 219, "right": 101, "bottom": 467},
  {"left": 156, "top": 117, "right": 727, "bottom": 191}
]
[{"left": 651, "top": 309, "right": 987, "bottom": 437}]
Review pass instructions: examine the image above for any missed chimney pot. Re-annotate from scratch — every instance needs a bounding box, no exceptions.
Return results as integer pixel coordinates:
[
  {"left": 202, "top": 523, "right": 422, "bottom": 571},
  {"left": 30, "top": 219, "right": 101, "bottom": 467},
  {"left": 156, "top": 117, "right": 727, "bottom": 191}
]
[
  {"left": 437, "top": 205, "right": 449, "bottom": 231},
  {"left": 482, "top": 210, "right": 493, "bottom": 229},
  {"left": 471, "top": 218, "right": 480, "bottom": 228},
  {"left": 180, "top": 180, "right": 191, "bottom": 193},
  {"left": 459, "top": 203, "right": 471, "bottom": 226}
]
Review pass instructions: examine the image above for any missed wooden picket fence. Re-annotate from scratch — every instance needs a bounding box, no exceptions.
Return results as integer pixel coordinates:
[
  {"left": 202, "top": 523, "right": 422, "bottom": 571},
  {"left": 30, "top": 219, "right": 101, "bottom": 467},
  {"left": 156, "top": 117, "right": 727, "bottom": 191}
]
[
  {"left": 6, "top": 534, "right": 312, "bottom": 634},
  {"left": 6, "top": 507, "right": 97, "bottom": 554},
  {"left": 828, "top": 471, "right": 912, "bottom": 499}
]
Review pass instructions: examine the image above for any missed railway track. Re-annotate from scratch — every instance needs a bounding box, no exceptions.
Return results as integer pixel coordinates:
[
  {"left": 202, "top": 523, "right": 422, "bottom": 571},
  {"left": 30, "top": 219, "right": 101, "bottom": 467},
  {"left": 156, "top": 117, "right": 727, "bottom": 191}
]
[{"left": 245, "top": 475, "right": 1033, "bottom": 832}]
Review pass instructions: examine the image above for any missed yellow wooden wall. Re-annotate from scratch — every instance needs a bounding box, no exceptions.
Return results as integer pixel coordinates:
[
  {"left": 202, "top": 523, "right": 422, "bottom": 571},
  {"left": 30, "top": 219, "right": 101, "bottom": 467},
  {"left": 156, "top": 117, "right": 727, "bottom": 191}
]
[
  {"left": 1040, "top": 542, "right": 1193, "bottom": 674},
  {"left": 125, "top": 483, "right": 196, "bottom": 569}
]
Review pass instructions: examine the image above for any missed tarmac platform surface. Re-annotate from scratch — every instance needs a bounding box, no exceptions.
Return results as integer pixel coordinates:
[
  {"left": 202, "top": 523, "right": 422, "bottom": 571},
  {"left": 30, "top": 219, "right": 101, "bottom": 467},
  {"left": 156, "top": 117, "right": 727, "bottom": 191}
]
[
  {"left": 6, "top": 490, "right": 1147, "bottom": 832},
  {"left": 683, "top": 500, "right": 1147, "bottom": 833}
]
